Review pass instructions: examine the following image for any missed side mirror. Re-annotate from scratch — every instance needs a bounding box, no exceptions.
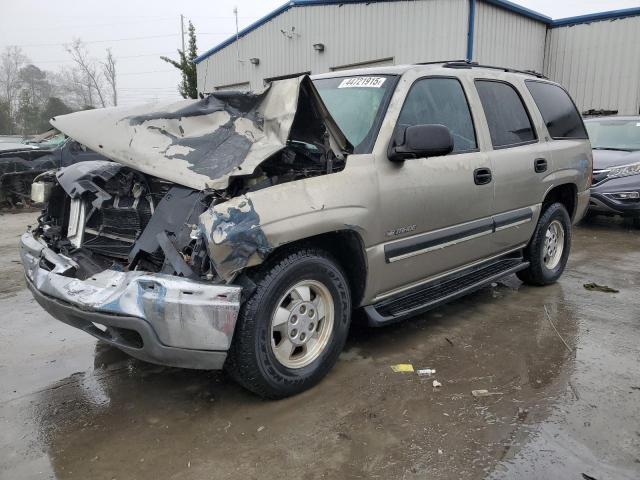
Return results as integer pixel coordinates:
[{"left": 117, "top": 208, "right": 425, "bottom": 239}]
[{"left": 388, "top": 124, "right": 454, "bottom": 162}]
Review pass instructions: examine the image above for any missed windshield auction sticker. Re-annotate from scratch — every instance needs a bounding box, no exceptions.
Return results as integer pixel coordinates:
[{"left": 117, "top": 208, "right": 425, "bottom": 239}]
[{"left": 338, "top": 77, "right": 386, "bottom": 88}]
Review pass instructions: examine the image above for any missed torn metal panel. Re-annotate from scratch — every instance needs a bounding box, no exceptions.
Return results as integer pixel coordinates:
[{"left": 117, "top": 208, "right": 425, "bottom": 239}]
[
  {"left": 199, "top": 195, "right": 272, "bottom": 282},
  {"left": 51, "top": 76, "right": 352, "bottom": 191}
]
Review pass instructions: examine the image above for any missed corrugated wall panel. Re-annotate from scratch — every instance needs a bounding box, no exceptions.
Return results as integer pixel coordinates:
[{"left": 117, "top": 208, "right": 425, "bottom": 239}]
[
  {"left": 197, "top": 0, "right": 469, "bottom": 92},
  {"left": 473, "top": 1, "right": 546, "bottom": 72},
  {"left": 544, "top": 16, "right": 640, "bottom": 115}
]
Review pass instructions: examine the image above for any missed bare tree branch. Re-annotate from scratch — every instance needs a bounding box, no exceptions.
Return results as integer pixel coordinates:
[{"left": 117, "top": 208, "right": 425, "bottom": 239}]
[
  {"left": 65, "top": 39, "right": 106, "bottom": 108},
  {"left": 102, "top": 49, "right": 117, "bottom": 106},
  {"left": 0, "top": 46, "right": 28, "bottom": 120}
]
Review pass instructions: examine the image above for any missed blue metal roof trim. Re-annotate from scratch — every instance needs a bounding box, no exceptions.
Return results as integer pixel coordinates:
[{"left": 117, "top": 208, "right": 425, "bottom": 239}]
[
  {"left": 551, "top": 7, "right": 640, "bottom": 27},
  {"left": 194, "top": 0, "right": 406, "bottom": 64},
  {"left": 194, "top": 0, "right": 293, "bottom": 64},
  {"left": 481, "top": 0, "right": 551, "bottom": 24},
  {"left": 193, "top": 0, "right": 640, "bottom": 64}
]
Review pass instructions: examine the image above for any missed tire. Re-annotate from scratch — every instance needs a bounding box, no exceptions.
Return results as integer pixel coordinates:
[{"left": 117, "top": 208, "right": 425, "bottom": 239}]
[
  {"left": 517, "top": 202, "right": 572, "bottom": 286},
  {"left": 225, "top": 248, "right": 352, "bottom": 399}
]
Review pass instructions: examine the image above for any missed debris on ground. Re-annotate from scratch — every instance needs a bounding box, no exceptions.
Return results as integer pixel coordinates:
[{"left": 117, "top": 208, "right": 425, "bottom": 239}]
[
  {"left": 471, "top": 389, "right": 503, "bottom": 397},
  {"left": 391, "top": 364, "right": 414, "bottom": 373},
  {"left": 417, "top": 368, "right": 436, "bottom": 376},
  {"left": 432, "top": 380, "right": 442, "bottom": 388},
  {"left": 583, "top": 282, "right": 619, "bottom": 293},
  {"left": 582, "top": 474, "right": 598, "bottom": 480},
  {"left": 445, "top": 337, "right": 454, "bottom": 346},
  {"left": 257, "top": 426, "right": 265, "bottom": 432},
  {"left": 437, "top": 448, "right": 443, "bottom": 455}
]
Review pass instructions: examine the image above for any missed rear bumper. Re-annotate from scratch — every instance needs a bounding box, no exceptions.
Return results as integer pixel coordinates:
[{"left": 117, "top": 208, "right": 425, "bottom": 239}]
[{"left": 21, "top": 231, "right": 242, "bottom": 370}]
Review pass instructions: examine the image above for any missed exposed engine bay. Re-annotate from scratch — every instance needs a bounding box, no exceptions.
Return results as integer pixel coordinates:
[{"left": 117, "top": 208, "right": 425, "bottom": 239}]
[{"left": 34, "top": 140, "right": 345, "bottom": 283}]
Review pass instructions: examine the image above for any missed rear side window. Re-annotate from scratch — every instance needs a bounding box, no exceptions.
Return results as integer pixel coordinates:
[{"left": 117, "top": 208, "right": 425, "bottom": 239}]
[
  {"left": 475, "top": 80, "right": 536, "bottom": 148},
  {"left": 397, "top": 77, "right": 477, "bottom": 153},
  {"left": 525, "top": 81, "right": 588, "bottom": 139}
]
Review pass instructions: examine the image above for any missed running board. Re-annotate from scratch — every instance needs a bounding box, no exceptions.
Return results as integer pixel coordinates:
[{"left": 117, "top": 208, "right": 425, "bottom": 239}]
[{"left": 365, "top": 257, "right": 529, "bottom": 326}]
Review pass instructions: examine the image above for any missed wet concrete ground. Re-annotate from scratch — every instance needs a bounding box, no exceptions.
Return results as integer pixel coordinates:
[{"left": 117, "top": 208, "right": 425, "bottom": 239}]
[{"left": 0, "top": 211, "right": 638, "bottom": 480}]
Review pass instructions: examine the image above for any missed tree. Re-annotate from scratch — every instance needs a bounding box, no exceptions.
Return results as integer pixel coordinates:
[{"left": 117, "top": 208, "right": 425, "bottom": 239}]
[
  {"left": 0, "top": 46, "right": 27, "bottom": 125},
  {"left": 37, "top": 97, "right": 71, "bottom": 132},
  {"left": 19, "top": 64, "right": 51, "bottom": 107},
  {"left": 16, "top": 89, "right": 41, "bottom": 135},
  {"left": 65, "top": 39, "right": 107, "bottom": 108},
  {"left": 0, "top": 100, "right": 12, "bottom": 134},
  {"left": 102, "top": 49, "right": 117, "bottom": 106},
  {"left": 161, "top": 21, "right": 198, "bottom": 99}
]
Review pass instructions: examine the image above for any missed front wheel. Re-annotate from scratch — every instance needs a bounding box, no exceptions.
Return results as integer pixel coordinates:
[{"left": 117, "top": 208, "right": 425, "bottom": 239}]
[
  {"left": 517, "top": 203, "right": 572, "bottom": 286},
  {"left": 225, "top": 248, "right": 351, "bottom": 398}
]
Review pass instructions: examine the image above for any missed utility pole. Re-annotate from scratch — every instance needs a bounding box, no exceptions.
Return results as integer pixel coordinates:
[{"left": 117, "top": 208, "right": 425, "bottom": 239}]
[
  {"left": 233, "top": 6, "right": 239, "bottom": 62},
  {"left": 180, "top": 14, "right": 185, "bottom": 52}
]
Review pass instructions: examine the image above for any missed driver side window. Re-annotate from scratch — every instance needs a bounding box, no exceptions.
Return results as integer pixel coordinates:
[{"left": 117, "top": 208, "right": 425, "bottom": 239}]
[{"left": 398, "top": 78, "right": 477, "bottom": 153}]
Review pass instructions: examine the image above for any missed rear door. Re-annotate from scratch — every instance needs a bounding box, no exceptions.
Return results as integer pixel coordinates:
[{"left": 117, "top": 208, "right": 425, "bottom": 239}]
[{"left": 474, "top": 78, "right": 548, "bottom": 250}]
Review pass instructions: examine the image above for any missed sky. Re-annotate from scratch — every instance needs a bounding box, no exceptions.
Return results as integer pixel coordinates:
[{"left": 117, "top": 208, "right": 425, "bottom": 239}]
[{"left": 1, "top": 0, "right": 638, "bottom": 106}]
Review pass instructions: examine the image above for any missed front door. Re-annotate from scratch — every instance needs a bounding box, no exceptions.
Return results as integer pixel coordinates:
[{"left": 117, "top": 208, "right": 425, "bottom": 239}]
[{"left": 373, "top": 77, "right": 495, "bottom": 298}]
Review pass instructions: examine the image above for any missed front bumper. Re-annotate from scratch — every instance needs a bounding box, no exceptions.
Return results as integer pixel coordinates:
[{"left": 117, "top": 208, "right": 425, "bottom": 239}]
[
  {"left": 21, "top": 231, "right": 242, "bottom": 369},
  {"left": 589, "top": 176, "right": 640, "bottom": 216}
]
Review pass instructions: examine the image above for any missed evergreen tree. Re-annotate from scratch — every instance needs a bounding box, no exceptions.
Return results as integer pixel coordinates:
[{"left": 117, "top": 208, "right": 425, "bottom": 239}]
[{"left": 161, "top": 21, "right": 198, "bottom": 99}]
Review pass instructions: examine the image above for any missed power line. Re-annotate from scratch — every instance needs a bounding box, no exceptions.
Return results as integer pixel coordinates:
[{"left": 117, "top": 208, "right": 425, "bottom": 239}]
[
  {"left": 118, "top": 69, "right": 176, "bottom": 76},
  {"left": 7, "top": 31, "right": 236, "bottom": 49},
  {"left": 27, "top": 52, "right": 179, "bottom": 65}
]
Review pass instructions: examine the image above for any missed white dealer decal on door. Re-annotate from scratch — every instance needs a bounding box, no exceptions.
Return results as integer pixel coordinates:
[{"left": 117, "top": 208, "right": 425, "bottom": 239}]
[{"left": 338, "top": 77, "right": 386, "bottom": 88}]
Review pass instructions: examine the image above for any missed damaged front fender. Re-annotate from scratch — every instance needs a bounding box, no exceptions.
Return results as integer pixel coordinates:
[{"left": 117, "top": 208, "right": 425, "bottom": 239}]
[{"left": 199, "top": 195, "right": 272, "bottom": 282}]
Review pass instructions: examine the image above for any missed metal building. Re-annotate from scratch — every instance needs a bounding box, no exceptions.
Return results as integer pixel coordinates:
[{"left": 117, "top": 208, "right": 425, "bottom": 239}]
[{"left": 195, "top": 0, "right": 640, "bottom": 115}]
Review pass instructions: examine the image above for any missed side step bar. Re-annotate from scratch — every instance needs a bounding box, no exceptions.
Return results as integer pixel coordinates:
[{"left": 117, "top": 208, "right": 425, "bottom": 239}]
[{"left": 365, "top": 256, "right": 529, "bottom": 327}]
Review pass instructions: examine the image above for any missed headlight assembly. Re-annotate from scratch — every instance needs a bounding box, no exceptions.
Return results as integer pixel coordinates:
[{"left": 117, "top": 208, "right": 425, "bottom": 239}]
[{"left": 607, "top": 161, "right": 640, "bottom": 179}]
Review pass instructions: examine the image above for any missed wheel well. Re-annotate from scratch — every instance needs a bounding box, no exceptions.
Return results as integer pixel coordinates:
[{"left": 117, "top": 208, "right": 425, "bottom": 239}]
[
  {"left": 264, "top": 230, "right": 368, "bottom": 308},
  {"left": 543, "top": 184, "right": 577, "bottom": 219}
]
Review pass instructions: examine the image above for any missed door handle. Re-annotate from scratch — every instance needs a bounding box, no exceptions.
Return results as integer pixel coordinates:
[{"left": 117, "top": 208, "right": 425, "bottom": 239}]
[
  {"left": 474, "top": 167, "right": 492, "bottom": 185},
  {"left": 534, "top": 158, "right": 548, "bottom": 173}
]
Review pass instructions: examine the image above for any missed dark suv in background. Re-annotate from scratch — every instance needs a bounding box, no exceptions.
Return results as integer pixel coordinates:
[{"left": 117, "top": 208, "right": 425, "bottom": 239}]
[{"left": 585, "top": 116, "right": 640, "bottom": 226}]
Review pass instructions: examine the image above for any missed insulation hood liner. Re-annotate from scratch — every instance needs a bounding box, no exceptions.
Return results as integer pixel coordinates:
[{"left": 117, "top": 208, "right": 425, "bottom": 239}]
[{"left": 51, "top": 75, "right": 352, "bottom": 191}]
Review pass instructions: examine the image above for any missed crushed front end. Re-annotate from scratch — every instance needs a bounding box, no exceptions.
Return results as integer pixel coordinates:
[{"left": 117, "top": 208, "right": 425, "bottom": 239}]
[
  {"left": 21, "top": 161, "right": 242, "bottom": 369},
  {"left": 20, "top": 75, "right": 351, "bottom": 369}
]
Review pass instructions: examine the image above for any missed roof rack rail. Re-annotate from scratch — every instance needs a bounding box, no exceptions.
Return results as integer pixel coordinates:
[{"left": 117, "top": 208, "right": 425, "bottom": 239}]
[
  {"left": 414, "top": 59, "right": 469, "bottom": 66},
  {"left": 442, "top": 60, "right": 547, "bottom": 79}
]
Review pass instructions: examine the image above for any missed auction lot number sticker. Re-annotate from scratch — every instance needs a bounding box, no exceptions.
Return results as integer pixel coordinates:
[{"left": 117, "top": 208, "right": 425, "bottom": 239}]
[{"left": 338, "top": 77, "right": 386, "bottom": 88}]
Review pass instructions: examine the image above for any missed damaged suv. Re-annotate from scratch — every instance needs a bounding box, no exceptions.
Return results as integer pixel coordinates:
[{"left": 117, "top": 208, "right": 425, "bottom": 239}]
[{"left": 21, "top": 62, "right": 591, "bottom": 398}]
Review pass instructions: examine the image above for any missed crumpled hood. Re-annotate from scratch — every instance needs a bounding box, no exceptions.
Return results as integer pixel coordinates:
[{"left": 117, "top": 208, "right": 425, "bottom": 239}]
[{"left": 51, "top": 75, "right": 351, "bottom": 191}]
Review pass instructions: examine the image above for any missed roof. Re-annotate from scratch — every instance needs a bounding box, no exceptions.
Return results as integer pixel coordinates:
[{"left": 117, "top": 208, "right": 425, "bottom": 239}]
[
  {"left": 310, "top": 61, "right": 549, "bottom": 80},
  {"left": 552, "top": 6, "right": 640, "bottom": 27},
  {"left": 194, "top": 0, "right": 640, "bottom": 64}
]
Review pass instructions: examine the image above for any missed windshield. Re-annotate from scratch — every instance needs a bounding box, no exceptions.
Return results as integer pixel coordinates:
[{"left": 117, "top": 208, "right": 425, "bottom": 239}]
[
  {"left": 313, "top": 75, "right": 395, "bottom": 153},
  {"left": 585, "top": 119, "right": 640, "bottom": 151}
]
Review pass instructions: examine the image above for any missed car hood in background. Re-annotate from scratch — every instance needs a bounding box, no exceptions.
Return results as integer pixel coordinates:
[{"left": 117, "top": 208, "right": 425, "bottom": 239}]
[
  {"left": 592, "top": 149, "right": 640, "bottom": 169},
  {"left": 0, "top": 143, "right": 41, "bottom": 153},
  {"left": 50, "top": 75, "right": 351, "bottom": 191}
]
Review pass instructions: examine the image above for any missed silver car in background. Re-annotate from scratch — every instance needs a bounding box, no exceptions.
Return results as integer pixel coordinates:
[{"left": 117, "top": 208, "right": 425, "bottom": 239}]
[{"left": 585, "top": 116, "right": 640, "bottom": 226}]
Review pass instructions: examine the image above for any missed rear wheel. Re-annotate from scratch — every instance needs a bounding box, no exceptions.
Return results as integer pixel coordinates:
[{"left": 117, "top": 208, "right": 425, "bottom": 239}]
[
  {"left": 517, "top": 203, "right": 572, "bottom": 286},
  {"left": 225, "top": 248, "right": 351, "bottom": 398}
]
